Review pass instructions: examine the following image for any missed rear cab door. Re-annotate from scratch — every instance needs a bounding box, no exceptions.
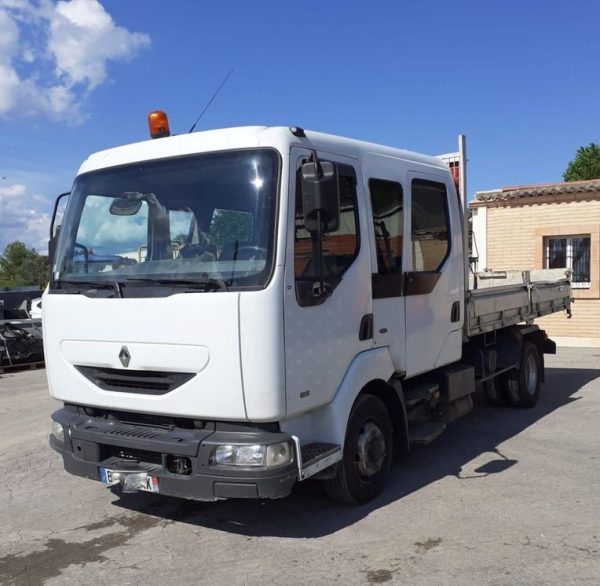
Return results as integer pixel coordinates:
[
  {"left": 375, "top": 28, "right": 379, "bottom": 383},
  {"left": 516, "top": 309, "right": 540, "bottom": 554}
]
[
  {"left": 363, "top": 154, "right": 409, "bottom": 374},
  {"left": 404, "top": 169, "right": 464, "bottom": 377}
]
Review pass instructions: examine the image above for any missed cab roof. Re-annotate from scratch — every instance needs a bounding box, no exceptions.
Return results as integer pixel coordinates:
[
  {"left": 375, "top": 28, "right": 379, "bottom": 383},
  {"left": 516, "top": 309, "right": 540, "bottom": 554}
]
[{"left": 78, "top": 125, "right": 448, "bottom": 175}]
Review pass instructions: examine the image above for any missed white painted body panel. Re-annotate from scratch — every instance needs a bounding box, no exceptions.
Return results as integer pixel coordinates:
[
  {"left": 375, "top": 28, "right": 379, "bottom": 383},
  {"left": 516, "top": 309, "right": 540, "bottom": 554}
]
[
  {"left": 283, "top": 148, "right": 373, "bottom": 417},
  {"left": 60, "top": 340, "right": 210, "bottom": 373},
  {"left": 238, "top": 268, "right": 286, "bottom": 421},
  {"left": 44, "top": 291, "right": 249, "bottom": 419},
  {"left": 236, "top": 142, "right": 290, "bottom": 421},
  {"left": 280, "top": 347, "right": 395, "bottom": 447},
  {"left": 360, "top": 152, "right": 412, "bottom": 373}
]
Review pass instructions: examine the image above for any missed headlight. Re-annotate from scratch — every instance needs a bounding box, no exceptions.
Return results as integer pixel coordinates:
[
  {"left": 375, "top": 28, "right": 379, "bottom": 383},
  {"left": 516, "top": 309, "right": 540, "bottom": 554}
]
[
  {"left": 51, "top": 420, "right": 64, "bottom": 442},
  {"left": 213, "top": 444, "right": 265, "bottom": 467},
  {"left": 266, "top": 442, "right": 292, "bottom": 467},
  {"left": 212, "top": 441, "right": 293, "bottom": 468}
]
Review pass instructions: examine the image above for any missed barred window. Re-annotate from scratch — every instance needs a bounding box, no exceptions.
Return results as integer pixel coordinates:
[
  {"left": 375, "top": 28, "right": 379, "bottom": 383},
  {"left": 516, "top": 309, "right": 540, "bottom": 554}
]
[{"left": 545, "top": 235, "right": 590, "bottom": 288}]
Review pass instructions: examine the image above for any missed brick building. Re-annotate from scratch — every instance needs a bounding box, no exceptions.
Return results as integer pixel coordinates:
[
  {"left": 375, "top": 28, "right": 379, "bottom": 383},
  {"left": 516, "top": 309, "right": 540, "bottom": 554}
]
[{"left": 471, "top": 179, "right": 600, "bottom": 346}]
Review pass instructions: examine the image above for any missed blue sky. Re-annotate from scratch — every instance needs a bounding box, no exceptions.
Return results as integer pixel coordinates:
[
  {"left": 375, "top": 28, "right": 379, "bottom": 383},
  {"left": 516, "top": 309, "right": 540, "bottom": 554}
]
[{"left": 1, "top": 0, "right": 599, "bottom": 252}]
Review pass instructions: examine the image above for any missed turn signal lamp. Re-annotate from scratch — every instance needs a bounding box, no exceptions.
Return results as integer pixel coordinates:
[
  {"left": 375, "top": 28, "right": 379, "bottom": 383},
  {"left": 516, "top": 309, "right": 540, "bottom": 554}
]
[{"left": 148, "top": 110, "right": 170, "bottom": 139}]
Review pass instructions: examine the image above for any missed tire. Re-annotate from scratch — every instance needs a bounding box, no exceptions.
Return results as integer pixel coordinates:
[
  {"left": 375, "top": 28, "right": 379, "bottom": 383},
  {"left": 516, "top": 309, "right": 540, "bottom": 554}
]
[
  {"left": 501, "top": 341, "right": 540, "bottom": 408},
  {"left": 323, "top": 394, "right": 393, "bottom": 505},
  {"left": 483, "top": 376, "right": 505, "bottom": 406}
]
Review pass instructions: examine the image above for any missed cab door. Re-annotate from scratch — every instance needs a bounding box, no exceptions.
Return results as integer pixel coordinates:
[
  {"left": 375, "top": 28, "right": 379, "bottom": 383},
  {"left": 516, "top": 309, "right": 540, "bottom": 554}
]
[
  {"left": 404, "top": 173, "right": 463, "bottom": 377},
  {"left": 368, "top": 176, "right": 408, "bottom": 374},
  {"left": 283, "top": 147, "right": 373, "bottom": 417}
]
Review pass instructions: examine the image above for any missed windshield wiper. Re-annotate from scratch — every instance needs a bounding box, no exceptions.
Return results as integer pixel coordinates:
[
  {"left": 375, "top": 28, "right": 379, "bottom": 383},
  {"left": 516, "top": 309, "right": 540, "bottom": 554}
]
[
  {"left": 125, "top": 276, "right": 229, "bottom": 291},
  {"left": 57, "top": 279, "right": 122, "bottom": 297}
]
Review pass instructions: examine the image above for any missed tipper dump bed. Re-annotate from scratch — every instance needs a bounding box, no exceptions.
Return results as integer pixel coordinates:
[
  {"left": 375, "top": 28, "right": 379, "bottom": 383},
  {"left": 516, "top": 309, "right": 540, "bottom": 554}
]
[{"left": 466, "top": 268, "right": 571, "bottom": 337}]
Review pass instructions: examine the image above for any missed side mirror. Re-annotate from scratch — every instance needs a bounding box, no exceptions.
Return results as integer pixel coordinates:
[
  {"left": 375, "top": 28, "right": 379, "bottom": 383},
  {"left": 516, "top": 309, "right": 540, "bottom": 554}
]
[{"left": 301, "top": 160, "right": 340, "bottom": 233}]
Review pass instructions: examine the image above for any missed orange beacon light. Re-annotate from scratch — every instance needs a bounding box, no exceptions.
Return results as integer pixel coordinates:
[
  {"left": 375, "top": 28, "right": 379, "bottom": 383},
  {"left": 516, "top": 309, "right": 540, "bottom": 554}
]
[{"left": 148, "top": 110, "right": 170, "bottom": 139}]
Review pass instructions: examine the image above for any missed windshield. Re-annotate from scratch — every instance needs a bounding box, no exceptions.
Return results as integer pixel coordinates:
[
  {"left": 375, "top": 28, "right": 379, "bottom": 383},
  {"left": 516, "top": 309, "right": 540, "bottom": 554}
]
[{"left": 51, "top": 149, "right": 280, "bottom": 293}]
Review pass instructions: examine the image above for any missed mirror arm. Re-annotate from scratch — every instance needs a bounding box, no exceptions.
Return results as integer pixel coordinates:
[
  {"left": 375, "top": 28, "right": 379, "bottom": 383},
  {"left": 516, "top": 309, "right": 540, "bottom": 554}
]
[
  {"left": 48, "top": 191, "right": 70, "bottom": 287},
  {"left": 314, "top": 210, "right": 326, "bottom": 298},
  {"left": 308, "top": 150, "right": 323, "bottom": 181},
  {"left": 50, "top": 192, "right": 70, "bottom": 239}
]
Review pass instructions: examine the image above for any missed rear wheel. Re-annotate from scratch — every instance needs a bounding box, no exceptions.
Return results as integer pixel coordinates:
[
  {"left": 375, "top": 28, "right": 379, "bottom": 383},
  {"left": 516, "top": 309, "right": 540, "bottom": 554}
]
[
  {"left": 501, "top": 341, "right": 540, "bottom": 408},
  {"left": 483, "top": 376, "right": 504, "bottom": 406},
  {"left": 324, "top": 394, "right": 393, "bottom": 505}
]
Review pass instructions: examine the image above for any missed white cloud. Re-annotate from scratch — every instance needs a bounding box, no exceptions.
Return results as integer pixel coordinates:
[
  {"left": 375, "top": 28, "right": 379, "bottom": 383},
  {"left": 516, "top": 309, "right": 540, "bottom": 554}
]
[
  {"left": 0, "top": 182, "right": 50, "bottom": 253},
  {"left": 0, "top": 8, "right": 19, "bottom": 61},
  {"left": 49, "top": 0, "right": 150, "bottom": 90},
  {"left": 0, "top": 1, "right": 32, "bottom": 10},
  {"left": 0, "top": 0, "right": 150, "bottom": 122},
  {"left": 0, "top": 63, "right": 20, "bottom": 113},
  {"left": 21, "top": 47, "right": 34, "bottom": 62},
  {"left": 0, "top": 183, "right": 26, "bottom": 197}
]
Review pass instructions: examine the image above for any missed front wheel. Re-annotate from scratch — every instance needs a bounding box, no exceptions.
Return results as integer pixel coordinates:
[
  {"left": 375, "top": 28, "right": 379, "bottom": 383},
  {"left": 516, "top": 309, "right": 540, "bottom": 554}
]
[
  {"left": 323, "top": 394, "right": 393, "bottom": 505},
  {"left": 501, "top": 341, "right": 540, "bottom": 408}
]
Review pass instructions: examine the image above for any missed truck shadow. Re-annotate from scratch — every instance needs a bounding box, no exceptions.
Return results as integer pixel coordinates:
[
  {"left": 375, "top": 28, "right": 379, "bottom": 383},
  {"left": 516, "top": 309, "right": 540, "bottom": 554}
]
[{"left": 111, "top": 365, "right": 598, "bottom": 538}]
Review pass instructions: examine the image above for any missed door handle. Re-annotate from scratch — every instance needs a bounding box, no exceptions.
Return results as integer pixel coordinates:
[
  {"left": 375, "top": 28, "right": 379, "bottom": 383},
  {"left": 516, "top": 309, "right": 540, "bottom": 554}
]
[
  {"left": 359, "top": 314, "right": 373, "bottom": 340},
  {"left": 451, "top": 301, "right": 460, "bottom": 322}
]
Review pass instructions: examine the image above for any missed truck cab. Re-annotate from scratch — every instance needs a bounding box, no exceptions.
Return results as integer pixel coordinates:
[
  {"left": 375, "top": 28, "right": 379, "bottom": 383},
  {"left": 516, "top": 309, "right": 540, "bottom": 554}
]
[{"left": 47, "top": 124, "right": 565, "bottom": 504}]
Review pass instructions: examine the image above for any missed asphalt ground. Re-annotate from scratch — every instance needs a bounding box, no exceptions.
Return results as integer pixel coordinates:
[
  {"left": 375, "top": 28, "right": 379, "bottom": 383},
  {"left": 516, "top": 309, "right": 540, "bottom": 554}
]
[{"left": 0, "top": 347, "right": 599, "bottom": 585}]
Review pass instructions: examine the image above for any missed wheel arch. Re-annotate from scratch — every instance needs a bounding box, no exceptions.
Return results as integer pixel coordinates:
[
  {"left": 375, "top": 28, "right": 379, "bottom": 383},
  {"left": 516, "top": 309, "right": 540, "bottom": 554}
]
[
  {"left": 280, "top": 347, "right": 401, "bottom": 449},
  {"left": 359, "top": 379, "right": 409, "bottom": 459}
]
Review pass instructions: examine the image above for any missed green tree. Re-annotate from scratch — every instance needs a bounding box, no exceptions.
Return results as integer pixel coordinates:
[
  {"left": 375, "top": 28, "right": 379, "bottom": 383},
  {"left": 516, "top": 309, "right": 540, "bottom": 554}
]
[
  {"left": 209, "top": 210, "right": 254, "bottom": 249},
  {"left": 0, "top": 241, "right": 49, "bottom": 288},
  {"left": 563, "top": 143, "right": 600, "bottom": 182}
]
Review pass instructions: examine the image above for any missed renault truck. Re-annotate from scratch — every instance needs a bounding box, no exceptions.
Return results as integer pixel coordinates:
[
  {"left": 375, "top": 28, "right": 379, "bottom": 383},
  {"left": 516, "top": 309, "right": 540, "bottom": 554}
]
[{"left": 46, "top": 116, "right": 571, "bottom": 504}]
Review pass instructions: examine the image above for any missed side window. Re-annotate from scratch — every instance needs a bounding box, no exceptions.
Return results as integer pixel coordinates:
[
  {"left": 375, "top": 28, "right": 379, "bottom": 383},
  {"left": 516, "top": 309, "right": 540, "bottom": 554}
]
[
  {"left": 294, "top": 162, "right": 359, "bottom": 305},
  {"left": 411, "top": 179, "right": 450, "bottom": 271},
  {"left": 369, "top": 179, "right": 403, "bottom": 275},
  {"left": 544, "top": 235, "right": 591, "bottom": 288}
]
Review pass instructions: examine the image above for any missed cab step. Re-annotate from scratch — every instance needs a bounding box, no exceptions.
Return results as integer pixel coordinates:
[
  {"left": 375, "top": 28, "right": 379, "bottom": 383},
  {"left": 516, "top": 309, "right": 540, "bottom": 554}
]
[
  {"left": 292, "top": 439, "right": 342, "bottom": 481},
  {"left": 405, "top": 382, "right": 440, "bottom": 409},
  {"left": 408, "top": 421, "right": 446, "bottom": 445}
]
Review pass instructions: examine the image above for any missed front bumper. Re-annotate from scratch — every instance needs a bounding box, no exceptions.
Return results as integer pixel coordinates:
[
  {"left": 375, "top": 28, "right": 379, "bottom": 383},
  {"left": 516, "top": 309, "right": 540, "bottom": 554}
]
[{"left": 50, "top": 407, "right": 297, "bottom": 501}]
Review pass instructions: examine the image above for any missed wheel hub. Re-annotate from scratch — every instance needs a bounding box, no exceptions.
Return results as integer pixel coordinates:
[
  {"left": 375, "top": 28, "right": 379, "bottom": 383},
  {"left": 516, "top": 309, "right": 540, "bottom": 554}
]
[
  {"left": 355, "top": 421, "right": 385, "bottom": 479},
  {"left": 525, "top": 353, "right": 538, "bottom": 395}
]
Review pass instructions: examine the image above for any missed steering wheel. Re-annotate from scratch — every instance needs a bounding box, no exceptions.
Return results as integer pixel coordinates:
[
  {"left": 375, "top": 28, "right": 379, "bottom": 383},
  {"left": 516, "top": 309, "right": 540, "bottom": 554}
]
[
  {"left": 234, "top": 246, "right": 267, "bottom": 261},
  {"left": 73, "top": 242, "right": 89, "bottom": 273},
  {"left": 179, "top": 244, "right": 209, "bottom": 259}
]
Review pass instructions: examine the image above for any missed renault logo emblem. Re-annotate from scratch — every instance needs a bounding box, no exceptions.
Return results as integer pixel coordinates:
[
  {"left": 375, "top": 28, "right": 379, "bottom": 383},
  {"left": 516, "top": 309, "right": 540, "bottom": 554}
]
[{"left": 119, "top": 346, "right": 131, "bottom": 368}]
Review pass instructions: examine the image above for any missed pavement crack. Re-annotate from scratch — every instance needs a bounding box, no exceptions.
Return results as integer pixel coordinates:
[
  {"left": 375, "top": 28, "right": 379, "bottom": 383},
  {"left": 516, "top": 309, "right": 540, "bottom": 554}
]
[
  {"left": 559, "top": 538, "right": 598, "bottom": 556},
  {"left": 521, "top": 535, "right": 549, "bottom": 551}
]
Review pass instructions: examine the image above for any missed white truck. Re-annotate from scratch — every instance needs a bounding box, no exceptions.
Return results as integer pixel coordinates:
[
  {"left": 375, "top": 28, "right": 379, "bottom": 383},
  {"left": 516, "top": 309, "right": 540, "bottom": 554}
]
[{"left": 46, "top": 119, "right": 571, "bottom": 504}]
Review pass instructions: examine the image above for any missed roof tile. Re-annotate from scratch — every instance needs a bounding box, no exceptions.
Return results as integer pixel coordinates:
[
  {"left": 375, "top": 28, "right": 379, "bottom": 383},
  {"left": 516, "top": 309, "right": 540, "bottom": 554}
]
[{"left": 474, "top": 178, "right": 600, "bottom": 203}]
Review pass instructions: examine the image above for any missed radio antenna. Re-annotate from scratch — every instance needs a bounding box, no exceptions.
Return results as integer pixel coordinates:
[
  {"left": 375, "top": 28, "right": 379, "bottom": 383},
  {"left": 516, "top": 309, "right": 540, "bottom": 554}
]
[{"left": 188, "top": 68, "right": 234, "bottom": 133}]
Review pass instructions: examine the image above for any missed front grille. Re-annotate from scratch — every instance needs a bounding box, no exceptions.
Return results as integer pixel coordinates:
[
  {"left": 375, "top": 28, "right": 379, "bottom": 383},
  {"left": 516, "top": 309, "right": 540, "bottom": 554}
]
[
  {"left": 100, "top": 444, "right": 163, "bottom": 465},
  {"left": 76, "top": 366, "right": 195, "bottom": 395},
  {"left": 107, "top": 424, "right": 165, "bottom": 439},
  {"left": 77, "top": 406, "right": 204, "bottom": 429}
]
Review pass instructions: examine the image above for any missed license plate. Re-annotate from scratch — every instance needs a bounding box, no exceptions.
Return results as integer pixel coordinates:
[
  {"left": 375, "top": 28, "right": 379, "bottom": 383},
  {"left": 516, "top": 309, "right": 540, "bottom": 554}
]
[{"left": 99, "top": 468, "right": 159, "bottom": 493}]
